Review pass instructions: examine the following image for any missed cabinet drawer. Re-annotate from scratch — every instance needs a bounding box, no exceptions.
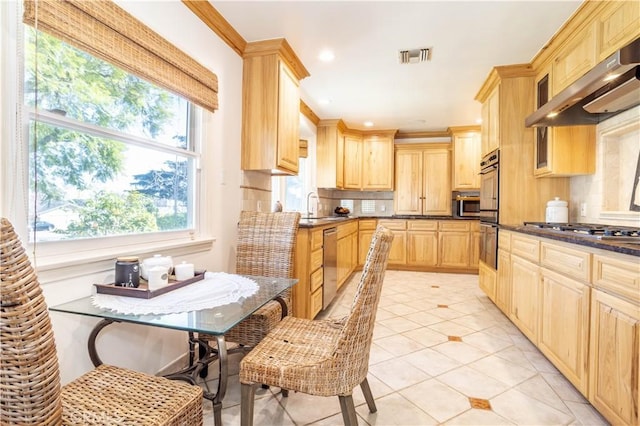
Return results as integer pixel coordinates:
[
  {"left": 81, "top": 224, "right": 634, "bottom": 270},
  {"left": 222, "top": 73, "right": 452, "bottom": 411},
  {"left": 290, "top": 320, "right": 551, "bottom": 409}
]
[
  {"left": 311, "top": 229, "right": 324, "bottom": 252},
  {"left": 311, "top": 248, "right": 323, "bottom": 272},
  {"left": 541, "top": 241, "right": 591, "bottom": 283},
  {"left": 359, "top": 219, "right": 377, "bottom": 230},
  {"left": 439, "top": 221, "right": 470, "bottom": 232},
  {"left": 310, "top": 267, "right": 323, "bottom": 293},
  {"left": 593, "top": 253, "right": 640, "bottom": 304},
  {"left": 378, "top": 219, "right": 407, "bottom": 231},
  {"left": 337, "top": 221, "right": 358, "bottom": 239},
  {"left": 511, "top": 234, "right": 540, "bottom": 263},
  {"left": 498, "top": 230, "right": 511, "bottom": 251},
  {"left": 407, "top": 220, "right": 437, "bottom": 231},
  {"left": 310, "top": 287, "right": 323, "bottom": 318}
]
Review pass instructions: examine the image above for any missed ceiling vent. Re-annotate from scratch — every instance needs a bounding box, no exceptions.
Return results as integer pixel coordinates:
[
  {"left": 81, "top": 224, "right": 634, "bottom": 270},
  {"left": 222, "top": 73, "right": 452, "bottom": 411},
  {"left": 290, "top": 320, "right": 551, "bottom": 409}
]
[{"left": 398, "top": 48, "right": 431, "bottom": 64}]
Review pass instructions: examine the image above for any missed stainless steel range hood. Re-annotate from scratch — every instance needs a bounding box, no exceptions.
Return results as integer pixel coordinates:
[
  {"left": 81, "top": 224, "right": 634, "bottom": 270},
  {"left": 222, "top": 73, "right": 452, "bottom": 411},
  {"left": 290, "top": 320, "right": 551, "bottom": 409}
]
[{"left": 525, "top": 37, "right": 640, "bottom": 128}]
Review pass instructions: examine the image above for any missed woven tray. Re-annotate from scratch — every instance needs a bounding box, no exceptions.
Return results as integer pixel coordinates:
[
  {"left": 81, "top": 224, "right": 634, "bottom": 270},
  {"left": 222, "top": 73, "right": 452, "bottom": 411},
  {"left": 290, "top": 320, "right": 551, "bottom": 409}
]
[{"left": 94, "top": 270, "right": 206, "bottom": 299}]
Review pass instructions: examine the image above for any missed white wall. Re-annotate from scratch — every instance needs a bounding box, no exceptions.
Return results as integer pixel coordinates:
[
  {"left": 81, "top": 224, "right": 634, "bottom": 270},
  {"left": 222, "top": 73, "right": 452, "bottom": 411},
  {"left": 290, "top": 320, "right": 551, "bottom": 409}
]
[{"left": 0, "top": 1, "right": 244, "bottom": 384}]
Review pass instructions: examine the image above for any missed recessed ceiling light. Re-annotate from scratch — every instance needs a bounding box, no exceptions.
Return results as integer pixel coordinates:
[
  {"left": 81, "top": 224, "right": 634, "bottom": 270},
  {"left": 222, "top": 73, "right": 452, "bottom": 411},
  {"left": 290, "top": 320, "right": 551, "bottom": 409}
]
[
  {"left": 476, "top": 118, "right": 482, "bottom": 124},
  {"left": 318, "top": 98, "right": 331, "bottom": 105},
  {"left": 318, "top": 49, "right": 335, "bottom": 62},
  {"left": 363, "top": 121, "right": 374, "bottom": 127}
]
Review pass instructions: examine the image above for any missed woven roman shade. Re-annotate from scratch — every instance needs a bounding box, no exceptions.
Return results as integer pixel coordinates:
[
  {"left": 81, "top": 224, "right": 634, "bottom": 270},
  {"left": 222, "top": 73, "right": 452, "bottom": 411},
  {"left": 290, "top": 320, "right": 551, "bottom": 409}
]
[{"left": 23, "top": 0, "right": 218, "bottom": 112}]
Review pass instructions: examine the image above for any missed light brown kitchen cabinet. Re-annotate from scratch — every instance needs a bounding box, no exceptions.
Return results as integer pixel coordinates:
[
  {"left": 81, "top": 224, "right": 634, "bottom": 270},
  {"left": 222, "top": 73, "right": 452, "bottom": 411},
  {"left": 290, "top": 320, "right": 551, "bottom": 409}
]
[
  {"left": 358, "top": 219, "right": 377, "bottom": 265},
  {"left": 406, "top": 220, "right": 438, "bottom": 267},
  {"left": 241, "top": 39, "right": 309, "bottom": 175},
  {"left": 589, "top": 289, "right": 640, "bottom": 426},
  {"left": 394, "top": 144, "right": 451, "bottom": 216},
  {"left": 316, "top": 119, "right": 346, "bottom": 188},
  {"left": 480, "top": 86, "right": 500, "bottom": 156},
  {"left": 378, "top": 220, "right": 407, "bottom": 266},
  {"left": 496, "top": 248, "right": 511, "bottom": 314},
  {"left": 539, "top": 267, "right": 590, "bottom": 395},
  {"left": 596, "top": 0, "right": 640, "bottom": 61},
  {"left": 362, "top": 132, "right": 395, "bottom": 190},
  {"left": 533, "top": 67, "right": 595, "bottom": 177},
  {"left": 552, "top": 24, "right": 597, "bottom": 96},
  {"left": 343, "top": 133, "right": 363, "bottom": 189},
  {"left": 469, "top": 221, "right": 481, "bottom": 269},
  {"left": 292, "top": 227, "right": 324, "bottom": 319},
  {"left": 450, "top": 126, "right": 481, "bottom": 190},
  {"left": 476, "top": 64, "right": 569, "bottom": 226},
  {"left": 478, "top": 261, "right": 497, "bottom": 302},
  {"left": 337, "top": 221, "right": 358, "bottom": 288},
  {"left": 510, "top": 255, "right": 540, "bottom": 344},
  {"left": 438, "top": 221, "right": 471, "bottom": 268}
]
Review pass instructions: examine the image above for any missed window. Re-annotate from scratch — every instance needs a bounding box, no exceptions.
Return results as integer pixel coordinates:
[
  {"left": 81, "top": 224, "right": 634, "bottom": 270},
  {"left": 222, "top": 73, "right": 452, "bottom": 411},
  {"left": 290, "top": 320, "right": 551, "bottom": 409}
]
[
  {"left": 25, "top": 27, "right": 198, "bottom": 242},
  {"left": 272, "top": 157, "right": 309, "bottom": 213}
]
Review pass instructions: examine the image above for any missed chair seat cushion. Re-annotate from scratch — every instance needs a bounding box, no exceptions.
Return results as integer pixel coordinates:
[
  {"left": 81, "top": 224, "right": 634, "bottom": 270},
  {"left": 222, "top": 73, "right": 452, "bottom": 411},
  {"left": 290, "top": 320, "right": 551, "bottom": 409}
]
[
  {"left": 239, "top": 316, "right": 351, "bottom": 396},
  {"left": 61, "top": 364, "right": 203, "bottom": 425}
]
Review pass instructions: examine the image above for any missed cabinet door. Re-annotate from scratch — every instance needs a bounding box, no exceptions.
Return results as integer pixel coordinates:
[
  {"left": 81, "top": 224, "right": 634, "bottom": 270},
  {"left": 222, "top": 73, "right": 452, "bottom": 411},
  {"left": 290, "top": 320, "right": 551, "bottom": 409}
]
[
  {"left": 337, "top": 236, "right": 350, "bottom": 287},
  {"left": 358, "top": 230, "right": 374, "bottom": 265},
  {"left": 478, "top": 261, "right": 497, "bottom": 302},
  {"left": 394, "top": 150, "right": 423, "bottom": 215},
  {"left": 589, "top": 289, "right": 640, "bottom": 426},
  {"left": 552, "top": 25, "right": 597, "bottom": 95},
  {"left": 387, "top": 231, "right": 407, "bottom": 265},
  {"left": 510, "top": 255, "right": 540, "bottom": 344},
  {"left": 343, "top": 135, "right": 362, "bottom": 189},
  {"left": 439, "top": 232, "right": 470, "bottom": 268},
  {"left": 362, "top": 134, "right": 394, "bottom": 190},
  {"left": 487, "top": 87, "right": 500, "bottom": 153},
  {"left": 452, "top": 132, "right": 481, "bottom": 189},
  {"left": 469, "top": 230, "right": 481, "bottom": 269},
  {"left": 316, "top": 123, "right": 344, "bottom": 189},
  {"left": 539, "top": 268, "right": 590, "bottom": 395},
  {"left": 407, "top": 231, "right": 438, "bottom": 267},
  {"left": 496, "top": 249, "right": 511, "bottom": 314},
  {"left": 422, "top": 150, "right": 451, "bottom": 215},
  {"left": 597, "top": 0, "right": 640, "bottom": 61},
  {"left": 276, "top": 61, "right": 300, "bottom": 173}
]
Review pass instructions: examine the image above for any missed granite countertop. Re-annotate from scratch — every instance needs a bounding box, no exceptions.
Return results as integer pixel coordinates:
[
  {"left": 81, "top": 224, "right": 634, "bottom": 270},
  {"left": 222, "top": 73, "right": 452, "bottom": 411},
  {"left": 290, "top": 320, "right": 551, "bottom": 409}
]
[
  {"left": 298, "top": 215, "right": 478, "bottom": 228},
  {"left": 501, "top": 224, "right": 640, "bottom": 257}
]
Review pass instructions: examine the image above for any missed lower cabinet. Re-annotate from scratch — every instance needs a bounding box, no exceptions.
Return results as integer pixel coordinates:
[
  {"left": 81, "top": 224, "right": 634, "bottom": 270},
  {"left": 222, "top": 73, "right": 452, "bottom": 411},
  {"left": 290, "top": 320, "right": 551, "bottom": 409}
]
[
  {"left": 406, "top": 220, "right": 438, "bottom": 266},
  {"left": 491, "top": 230, "right": 640, "bottom": 425},
  {"left": 510, "top": 255, "right": 540, "bottom": 345},
  {"left": 589, "top": 289, "right": 640, "bottom": 426},
  {"left": 378, "top": 220, "right": 407, "bottom": 266},
  {"left": 439, "top": 221, "right": 471, "bottom": 268},
  {"left": 539, "top": 267, "right": 590, "bottom": 395},
  {"left": 478, "top": 261, "right": 497, "bottom": 302},
  {"left": 358, "top": 220, "right": 377, "bottom": 265}
]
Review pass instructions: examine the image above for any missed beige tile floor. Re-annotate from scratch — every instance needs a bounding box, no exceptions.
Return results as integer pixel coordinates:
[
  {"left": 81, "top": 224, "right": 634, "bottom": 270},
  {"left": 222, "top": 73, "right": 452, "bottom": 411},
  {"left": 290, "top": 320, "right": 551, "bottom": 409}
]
[{"left": 201, "top": 270, "right": 609, "bottom": 425}]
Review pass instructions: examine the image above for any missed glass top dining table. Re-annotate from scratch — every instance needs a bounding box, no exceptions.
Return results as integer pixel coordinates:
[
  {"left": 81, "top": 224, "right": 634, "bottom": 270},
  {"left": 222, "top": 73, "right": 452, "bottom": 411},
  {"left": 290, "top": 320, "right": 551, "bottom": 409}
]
[
  {"left": 50, "top": 275, "right": 298, "bottom": 335},
  {"left": 49, "top": 274, "right": 298, "bottom": 426}
]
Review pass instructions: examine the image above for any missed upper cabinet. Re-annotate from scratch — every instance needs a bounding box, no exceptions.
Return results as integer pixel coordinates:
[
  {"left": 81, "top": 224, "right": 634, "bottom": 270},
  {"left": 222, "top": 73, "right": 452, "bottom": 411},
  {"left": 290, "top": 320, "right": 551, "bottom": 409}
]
[
  {"left": 450, "top": 126, "right": 481, "bottom": 190},
  {"left": 241, "top": 39, "right": 309, "bottom": 175},
  {"left": 595, "top": 1, "right": 640, "bottom": 61},
  {"left": 317, "top": 126, "right": 395, "bottom": 191},
  {"left": 343, "top": 132, "right": 363, "bottom": 189},
  {"left": 551, "top": 23, "right": 597, "bottom": 96},
  {"left": 533, "top": 65, "right": 595, "bottom": 177},
  {"left": 480, "top": 86, "right": 500, "bottom": 156},
  {"left": 316, "top": 119, "right": 346, "bottom": 189},
  {"left": 362, "top": 131, "right": 396, "bottom": 190},
  {"left": 394, "top": 144, "right": 451, "bottom": 216}
]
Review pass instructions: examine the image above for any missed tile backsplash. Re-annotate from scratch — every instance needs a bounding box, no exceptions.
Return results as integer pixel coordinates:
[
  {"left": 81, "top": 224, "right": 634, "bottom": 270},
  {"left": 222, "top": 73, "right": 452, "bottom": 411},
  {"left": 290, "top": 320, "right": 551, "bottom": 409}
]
[{"left": 317, "top": 189, "right": 394, "bottom": 217}]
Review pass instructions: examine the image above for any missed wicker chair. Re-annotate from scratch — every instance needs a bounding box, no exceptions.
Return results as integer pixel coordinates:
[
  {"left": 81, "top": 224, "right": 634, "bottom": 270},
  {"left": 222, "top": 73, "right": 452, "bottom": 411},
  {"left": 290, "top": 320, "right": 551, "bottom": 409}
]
[
  {"left": 0, "top": 218, "right": 203, "bottom": 425},
  {"left": 239, "top": 225, "right": 394, "bottom": 426},
  {"left": 198, "top": 211, "right": 300, "bottom": 353}
]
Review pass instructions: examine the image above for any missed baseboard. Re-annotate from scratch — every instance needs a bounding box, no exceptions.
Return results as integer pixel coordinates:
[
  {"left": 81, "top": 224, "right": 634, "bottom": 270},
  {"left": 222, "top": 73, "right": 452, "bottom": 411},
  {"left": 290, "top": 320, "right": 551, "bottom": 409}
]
[{"left": 155, "top": 352, "right": 190, "bottom": 376}]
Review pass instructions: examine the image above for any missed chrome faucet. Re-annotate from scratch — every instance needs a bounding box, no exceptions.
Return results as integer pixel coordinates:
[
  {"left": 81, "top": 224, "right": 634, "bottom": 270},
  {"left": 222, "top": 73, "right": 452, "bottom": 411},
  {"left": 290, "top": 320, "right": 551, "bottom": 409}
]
[{"left": 306, "top": 191, "right": 319, "bottom": 218}]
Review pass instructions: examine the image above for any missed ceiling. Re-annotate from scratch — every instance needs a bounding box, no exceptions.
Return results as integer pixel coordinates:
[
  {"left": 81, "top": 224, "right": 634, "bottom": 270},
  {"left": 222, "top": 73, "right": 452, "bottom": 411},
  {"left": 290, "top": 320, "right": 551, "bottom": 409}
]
[{"left": 211, "top": 1, "right": 583, "bottom": 133}]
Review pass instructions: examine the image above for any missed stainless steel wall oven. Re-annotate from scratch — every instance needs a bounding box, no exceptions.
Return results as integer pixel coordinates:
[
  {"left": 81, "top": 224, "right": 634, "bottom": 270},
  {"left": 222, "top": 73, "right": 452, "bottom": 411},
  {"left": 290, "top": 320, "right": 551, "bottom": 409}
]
[{"left": 479, "top": 149, "right": 499, "bottom": 269}]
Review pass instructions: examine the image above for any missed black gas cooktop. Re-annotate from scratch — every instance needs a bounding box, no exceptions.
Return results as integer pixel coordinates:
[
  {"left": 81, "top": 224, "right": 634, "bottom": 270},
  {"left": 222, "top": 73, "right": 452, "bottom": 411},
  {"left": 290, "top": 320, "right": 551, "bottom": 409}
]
[{"left": 523, "top": 222, "right": 640, "bottom": 240}]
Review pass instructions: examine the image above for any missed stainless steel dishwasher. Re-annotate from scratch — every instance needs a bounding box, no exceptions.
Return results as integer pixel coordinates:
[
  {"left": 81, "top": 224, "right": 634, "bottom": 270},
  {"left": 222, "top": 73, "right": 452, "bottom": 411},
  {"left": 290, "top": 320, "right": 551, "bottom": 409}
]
[{"left": 323, "top": 227, "right": 338, "bottom": 309}]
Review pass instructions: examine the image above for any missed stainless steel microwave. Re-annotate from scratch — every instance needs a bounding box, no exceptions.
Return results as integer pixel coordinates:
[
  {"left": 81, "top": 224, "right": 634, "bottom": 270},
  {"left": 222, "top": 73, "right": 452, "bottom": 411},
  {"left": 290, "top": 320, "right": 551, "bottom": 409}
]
[{"left": 452, "top": 192, "right": 481, "bottom": 218}]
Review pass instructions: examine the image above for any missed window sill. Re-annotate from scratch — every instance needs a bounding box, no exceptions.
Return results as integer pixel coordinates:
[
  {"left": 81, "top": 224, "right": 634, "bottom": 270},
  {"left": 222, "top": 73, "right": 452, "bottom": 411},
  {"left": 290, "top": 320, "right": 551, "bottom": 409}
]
[{"left": 33, "top": 236, "right": 215, "bottom": 283}]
